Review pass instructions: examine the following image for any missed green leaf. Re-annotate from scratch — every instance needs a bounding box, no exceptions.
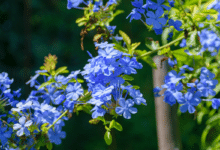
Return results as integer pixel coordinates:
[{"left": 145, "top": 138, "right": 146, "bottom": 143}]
[
  {"left": 40, "top": 123, "right": 49, "bottom": 134},
  {"left": 104, "top": 131, "right": 112, "bottom": 145},
  {"left": 135, "top": 50, "right": 157, "bottom": 69},
  {"left": 38, "top": 72, "right": 50, "bottom": 76},
  {"left": 214, "top": 83, "right": 220, "bottom": 95},
  {"left": 55, "top": 66, "right": 68, "bottom": 76},
  {"left": 206, "top": 114, "right": 220, "bottom": 124},
  {"left": 197, "top": 111, "right": 206, "bottom": 124},
  {"left": 201, "top": 125, "right": 212, "bottom": 149},
  {"left": 172, "top": 48, "right": 190, "bottom": 66},
  {"left": 132, "top": 85, "right": 140, "bottom": 89},
  {"left": 89, "top": 118, "right": 100, "bottom": 124},
  {"left": 38, "top": 81, "right": 53, "bottom": 90},
  {"left": 210, "top": 23, "right": 220, "bottom": 37},
  {"left": 113, "top": 10, "right": 124, "bottom": 18},
  {"left": 93, "top": 34, "right": 102, "bottom": 41},
  {"left": 96, "top": 116, "right": 106, "bottom": 123},
  {"left": 162, "top": 28, "right": 172, "bottom": 45},
  {"left": 131, "top": 42, "right": 141, "bottom": 51},
  {"left": 69, "top": 78, "right": 84, "bottom": 83},
  {"left": 145, "top": 38, "right": 160, "bottom": 51},
  {"left": 119, "top": 30, "right": 131, "bottom": 48},
  {"left": 113, "top": 42, "right": 128, "bottom": 53},
  {"left": 109, "top": 120, "right": 123, "bottom": 131},
  {"left": 186, "top": 30, "right": 198, "bottom": 47},
  {"left": 158, "top": 47, "right": 170, "bottom": 55},
  {"left": 76, "top": 17, "right": 88, "bottom": 24},
  {"left": 122, "top": 75, "right": 134, "bottom": 81},
  {"left": 129, "top": 42, "right": 141, "bottom": 55},
  {"left": 46, "top": 142, "right": 53, "bottom": 150},
  {"left": 35, "top": 135, "right": 47, "bottom": 149}
]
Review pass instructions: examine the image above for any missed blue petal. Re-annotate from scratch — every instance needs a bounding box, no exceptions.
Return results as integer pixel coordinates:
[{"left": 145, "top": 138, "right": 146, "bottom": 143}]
[
  {"left": 158, "top": 18, "right": 167, "bottom": 26},
  {"left": 115, "top": 107, "right": 124, "bottom": 115},
  {"left": 146, "top": 11, "right": 156, "bottom": 18},
  {"left": 123, "top": 110, "right": 131, "bottom": 119},
  {"left": 188, "top": 105, "right": 196, "bottom": 113},
  {"left": 155, "top": 7, "right": 164, "bottom": 18},
  {"left": 180, "top": 104, "right": 188, "bottom": 113},
  {"left": 17, "top": 128, "right": 24, "bottom": 136},
  {"left": 129, "top": 107, "right": 138, "bottom": 114}
]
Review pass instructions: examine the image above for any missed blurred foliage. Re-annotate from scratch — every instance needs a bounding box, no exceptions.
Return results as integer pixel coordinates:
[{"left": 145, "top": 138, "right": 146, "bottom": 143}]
[{"left": 0, "top": 0, "right": 212, "bottom": 149}]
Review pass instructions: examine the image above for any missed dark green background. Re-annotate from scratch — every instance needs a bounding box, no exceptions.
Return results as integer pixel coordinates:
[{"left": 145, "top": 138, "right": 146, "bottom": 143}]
[{"left": 0, "top": 0, "right": 204, "bottom": 149}]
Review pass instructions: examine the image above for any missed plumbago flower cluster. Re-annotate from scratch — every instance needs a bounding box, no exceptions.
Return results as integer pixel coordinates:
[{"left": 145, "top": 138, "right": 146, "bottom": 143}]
[
  {"left": 1, "top": 0, "right": 220, "bottom": 149},
  {"left": 82, "top": 42, "right": 146, "bottom": 119}
]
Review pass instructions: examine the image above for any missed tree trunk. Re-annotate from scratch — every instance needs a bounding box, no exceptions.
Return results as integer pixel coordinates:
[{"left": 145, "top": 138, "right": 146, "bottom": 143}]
[{"left": 153, "top": 55, "right": 182, "bottom": 150}]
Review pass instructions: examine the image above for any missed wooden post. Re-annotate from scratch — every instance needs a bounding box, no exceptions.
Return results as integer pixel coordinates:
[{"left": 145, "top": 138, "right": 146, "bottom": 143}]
[{"left": 153, "top": 55, "right": 182, "bottom": 150}]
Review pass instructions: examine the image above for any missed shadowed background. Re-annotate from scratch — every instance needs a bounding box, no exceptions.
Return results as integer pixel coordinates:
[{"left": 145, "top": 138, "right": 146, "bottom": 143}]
[{"left": 0, "top": 0, "right": 204, "bottom": 149}]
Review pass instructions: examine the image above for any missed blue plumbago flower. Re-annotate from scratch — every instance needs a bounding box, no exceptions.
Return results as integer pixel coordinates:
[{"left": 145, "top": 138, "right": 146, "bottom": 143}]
[
  {"left": 126, "top": 8, "right": 143, "bottom": 22},
  {"left": 142, "top": 0, "right": 154, "bottom": 10},
  {"left": 0, "top": 72, "right": 14, "bottom": 88},
  {"left": 180, "top": 39, "right": 186, "bottom": 48},
  {"left": 48, "top": 125, "right": 66, "bottom": 145},
  {"left": 11, "top": 101, "right": 33, "bottom": 112},
  {"left": 198, "top": 29, "right": 220, "bottom": 56},
  {"left": 55, "top": 75, "right": 69, "bottom": 87},
  {"left": 67, "top": 0, "right": 85, "bottom": 9},
  {"left": 95, "top": 41, "right": 115, "bottom": 49},
  {"left": 112, "top": 34, "right": 123, "bottom": 41},
  {"left": 98, "top": 46, "right": 122, "bottom": 59},
  {"left": 53, "top": 93, "right": 66, "bottom": 105},
  {"left": 63, "top": 100, "right": 79, "bottom": 113},
  {"left": 106, "top": 0, "right": 118, "bottom": 7},
  {"left": 168, "top": 58, "right": 177, "bottom": 68},
  {"left": 145, "top": 8, "right": 167, "bottom": 29},
  {"left": 87, "top": 84, "right": 114, "bottom": 106},
  {"left": 13, "top": 116, "right": 33, "bottom": 137},
  {"left": 184, "top": 50, "right": 193, "bottom": 56},
  {"left": 207, "top": 0, "right": 220, "bottom": 11},
  {"left": 168, "top": 19, "right": 183, "bottom": 31},
  {"left": 167, "top": 31, "right": 173, "bottom": 41},
  {"left": 177, "top": 91, "right": 201, "bottom": 113},
  {"left": 106, "top": 25, "right": 116, "bottom": 34},
  {"left": 90, "top": 105, "right": 106, "bottom": 118},
  {"left": 149, "top": 0, "right": 170, "bottom": 12},
  {"left": 115, "top": 98, "right": 137, "bottom": 119},
  {"left": 67, "top": 70, "right": 81, "bottom": 80},
  {"left": 118, "top": 56, "right": 143, "bottom": 75},
  {"left": 93, "top": 0, "right": 103, "bottom": 12},
  {"left": 0, "top": 121, "right": 12, "bottom": 146},
  {"left": 131, "top": 0, "right": 143, "bottom": 8},
  {"left": 66, "top": 82, "right": 83, "bottom": 101},
  {"left": 168, "top": 0, "right": 174, "bottom": 7},
  {"left": 26, "top": 70, "right": 47, "bottom": 87},
  {"left": 129, "top": 89, "right": 147, "bottom": 105},
  {"left": 163, "top": 90, "right": 180, "bottom": 106},
  {"left": 197, "top": 67, "right": 218, "bottom": 97},
  {"left": 162, "top": 70, "right": 185, "bottom": 86},
  {"left": 180, "top": 65, "right": 194, "bottom": 71},
  {"left": 0, "top": 72, "right": 21, "bottom": 107},
  {"left": 153, "top": 86, "right": 162, "bottom": 97},
  {"left": 130, "top": 0, "right": 145, "bottom": 16},
  {"left": 211, "top": 98, "right": 220, "bottom": 109},
  {"left": 162, "top": 83, "right": 183, "bottom": 106}
]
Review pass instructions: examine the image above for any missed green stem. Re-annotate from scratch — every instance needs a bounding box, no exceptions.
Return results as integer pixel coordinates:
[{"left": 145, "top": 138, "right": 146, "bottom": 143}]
[
  {"left": 138, "top": 31, "right": 193, "bottom": 58},
  {"left": 47, "top": 110, "right": 68, "bottom": 130},
  {"left": 138, "top": 19, "right": 220, "bottom": 58},
  {"left": 46, "top": 91, "right": 91, "bottom": 130},
  {"left": 198, "top": 0, "right": 202, "bottom": 7},
  {"left": 0, "top": 118, "right": 12, "bottom": 127}
]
